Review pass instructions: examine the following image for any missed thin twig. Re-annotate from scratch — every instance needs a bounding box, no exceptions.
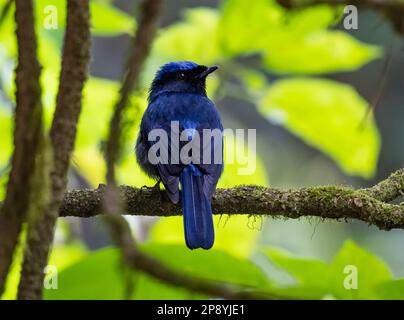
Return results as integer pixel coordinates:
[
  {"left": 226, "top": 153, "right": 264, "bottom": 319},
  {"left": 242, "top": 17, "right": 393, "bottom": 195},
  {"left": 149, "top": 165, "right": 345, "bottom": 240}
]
[
  {"left": 101, "top": 0, "right": 166, "bottom": 300},
  {"left": 104, "top": 213, "right": 284, "bottom": 299},
  {"left": 361, "top": 35, "right": 395, "bottom": 128}
]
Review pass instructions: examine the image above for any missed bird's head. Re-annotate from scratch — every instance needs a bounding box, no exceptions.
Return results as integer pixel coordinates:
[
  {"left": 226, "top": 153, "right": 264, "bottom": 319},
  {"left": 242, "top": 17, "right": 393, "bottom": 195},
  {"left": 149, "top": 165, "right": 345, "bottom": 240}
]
[{"left": 148, "top": 61, "right": 218, "bottom": 101}]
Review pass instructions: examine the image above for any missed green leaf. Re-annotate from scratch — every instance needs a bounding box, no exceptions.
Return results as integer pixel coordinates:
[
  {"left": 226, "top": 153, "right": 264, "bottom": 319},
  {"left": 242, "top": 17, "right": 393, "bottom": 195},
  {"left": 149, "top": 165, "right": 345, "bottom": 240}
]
[
  {"left": 79, "top": 78, "right": 119, "bottom": 148},
  {"left": 262, "top": 247, "right": 330, "bottom": 299},
  {"left": 142, "top": 244, "right": 269, "bottom": 287},
  {"left": 1, "top": 229, "right": 26, "bottom": 300},
  {"left": 258, "top": 78, "right": 380, "bottom": 178},
  {"left": 238, "top": 69, "right": 268, "bottom": 96},
  {"left": 73, "top": 78, "right": 152, "bottom": 187},
  {"left": 90, "top": 1, "right": 135, "bottom": 36},
  {"left": 219, "top": 0, "right": 379, "bottom": 74},
  {"left": 153, "top": 8, "right": 221, "bottom": 65},
  {"left": 262, "top": 242, "right": 395, "bottom": 299},
  {"left": 149, "top": 215, "right": 263, "bottom": 259},
  {"left": 268, "top": 285, "right": 330, "bottom": 300},
  {"left": 219, "top": 136, "right": 269, "bottom": 188},
  {"left": 263, "top": 31, "right": 381, "bottom": 74},
  {"left": 35, "top": 0, "right": 65, "bottom": 31},
  {"left": 48, "top": 243, "right": 88, "bottom": 271},
  {"left": 72, "top": 77, "right": 117, "bottom": 185},
  {"left": 44, "top": 244, "right": 270, "bottom": 299},
  {"left": 133, "top": 273, "right": 205, "bottom": 300},
  {"left": 0, "top": 4, "right": 16, "bottom": 57},
  {"left": 263, "top": 247, "right": 329, "bottom": 287},
  {"left": 0, "top": 108, "right": 12, "bottom": 167},
  {"left": 219, "top": 0, "right": 341, "bottom": 54},
  {"left": 219, "top": 0, "right": 284, "bottom": 55},
  {"left": 329, "top": 240, "right": 392, "bottom": 299},
  {"left": 43, "top": 248, "right": 124, "bottom": 299},
  {"left": 0, "top": 106, "right": 12, "bottom": 199},
  {"left": 134, "top": 244, "right": 271, "bottom": 299},
  {"left": 376, "top": 279, "right": 404, "bottom": 300}
]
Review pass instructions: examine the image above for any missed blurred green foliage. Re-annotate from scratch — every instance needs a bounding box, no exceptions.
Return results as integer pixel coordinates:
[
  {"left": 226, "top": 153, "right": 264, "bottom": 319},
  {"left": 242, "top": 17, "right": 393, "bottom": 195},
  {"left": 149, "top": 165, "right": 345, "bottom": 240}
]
[
  {"left": 264, "top": 240, "right": 394, "bottom": 299},
  {"left": 37, "top": 240, "right": 404, "bottom": 300},
  {"left": 0, "top": 0, "right": 389, "bottom": 300},
  {"left": 0, "top": 0, "right": 381, "bottom": 191},
  {"left": 43, "top": 244, "right": 270, "bottom": 299},
  {"left": 259, "top": 78, "right": 380, "bottom": 177}
]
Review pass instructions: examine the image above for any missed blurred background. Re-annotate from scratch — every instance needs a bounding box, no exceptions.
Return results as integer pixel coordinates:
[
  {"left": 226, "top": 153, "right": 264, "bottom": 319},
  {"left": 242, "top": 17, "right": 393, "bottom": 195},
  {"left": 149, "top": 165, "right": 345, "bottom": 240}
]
[{"left": 0, "top": 0, "right": 403, "bottom": 299}]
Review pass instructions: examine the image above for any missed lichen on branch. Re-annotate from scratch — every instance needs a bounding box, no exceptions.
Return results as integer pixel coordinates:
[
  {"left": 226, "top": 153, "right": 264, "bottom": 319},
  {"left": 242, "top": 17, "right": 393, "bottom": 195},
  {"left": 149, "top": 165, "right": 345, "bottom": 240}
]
[{"left": 57, "top": 167, "right": 404, "bottom": 231}]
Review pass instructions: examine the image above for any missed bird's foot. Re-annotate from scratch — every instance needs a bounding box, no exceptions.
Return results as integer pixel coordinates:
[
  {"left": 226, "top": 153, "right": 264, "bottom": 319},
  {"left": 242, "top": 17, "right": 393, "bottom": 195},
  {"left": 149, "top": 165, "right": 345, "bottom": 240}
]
[
  {"left": 141, "top": 180, "right": 161, "bottom": 192},
  {"left": 141, "top": 180, "right": 166, "bottom": 201}
]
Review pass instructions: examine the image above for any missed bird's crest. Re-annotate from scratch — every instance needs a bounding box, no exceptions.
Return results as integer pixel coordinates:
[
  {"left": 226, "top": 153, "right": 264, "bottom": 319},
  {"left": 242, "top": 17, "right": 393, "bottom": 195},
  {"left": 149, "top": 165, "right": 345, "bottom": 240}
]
[
  {"left": 155, "top": 61, "right": 199, "bottom": 80},
  {"left": 148, "top": 61, "right": 216, "bottom": 102}
]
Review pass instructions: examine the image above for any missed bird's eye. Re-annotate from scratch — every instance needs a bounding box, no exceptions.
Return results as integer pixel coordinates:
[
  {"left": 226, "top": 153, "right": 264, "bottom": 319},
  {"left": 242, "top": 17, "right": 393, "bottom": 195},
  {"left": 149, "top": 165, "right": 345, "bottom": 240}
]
[{"left": 178, "top": 73, "right": 185, "bottom": 79}]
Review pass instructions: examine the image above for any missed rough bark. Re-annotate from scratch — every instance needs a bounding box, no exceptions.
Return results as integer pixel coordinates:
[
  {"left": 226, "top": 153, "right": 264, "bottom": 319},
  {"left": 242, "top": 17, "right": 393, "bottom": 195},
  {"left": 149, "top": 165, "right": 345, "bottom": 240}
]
[
  {"left": 55, "top": 166, "right": 404, "bottom": 231},
  {"left": 0, "top": 0, "right": 43, "bottom": 295},
  {"left": 17, "top": 0, "right": 91, "bottom": 300}
]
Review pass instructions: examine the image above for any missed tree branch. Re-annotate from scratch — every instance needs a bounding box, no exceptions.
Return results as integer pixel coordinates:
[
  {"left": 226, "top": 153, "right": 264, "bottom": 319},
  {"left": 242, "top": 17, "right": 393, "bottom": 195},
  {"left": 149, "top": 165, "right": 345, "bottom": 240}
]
[
  {"left": 56, "top": 167, "right": 404, "bottom": 231},
  {"left": 17, "top": 0, "right": 91, "bottom": 300},
  {"left": 59, "top": 166, "right": 404, "bottom": 298},
  {"left": 0, "top": 0, "right": 43, "bottom": 295},
  {"left": 363, "top": 167, "right": 404, "bottom": 202},
  {"left": 277, "top": 0, "right": 404, "bottom": 35}
]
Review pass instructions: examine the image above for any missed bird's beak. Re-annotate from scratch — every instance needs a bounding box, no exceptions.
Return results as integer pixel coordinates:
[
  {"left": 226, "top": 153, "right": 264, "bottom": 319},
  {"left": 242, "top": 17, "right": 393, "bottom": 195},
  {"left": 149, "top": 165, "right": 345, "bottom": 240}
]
[{"left": 198, "top": 65, "right": 219, "bottom": 78}]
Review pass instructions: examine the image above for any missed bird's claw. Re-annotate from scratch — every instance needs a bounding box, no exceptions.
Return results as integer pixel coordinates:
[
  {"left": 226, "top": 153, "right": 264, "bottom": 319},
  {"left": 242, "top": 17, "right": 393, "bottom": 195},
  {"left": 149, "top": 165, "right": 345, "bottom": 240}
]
[
  {"left": 141, "top": 180, "right": 161, "bottom": 191},
  {"left": 141, "top": 180, "right": 165, "bottom": 201}
]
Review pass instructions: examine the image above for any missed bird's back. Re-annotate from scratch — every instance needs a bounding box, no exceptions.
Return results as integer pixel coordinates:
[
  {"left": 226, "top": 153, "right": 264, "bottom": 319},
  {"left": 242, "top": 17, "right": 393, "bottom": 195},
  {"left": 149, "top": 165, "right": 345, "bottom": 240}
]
[
  {"left": 145, "top": 91, "right": 222, "bottom": 130},
  {"left": 136, "top": 91, "right": 223, "bottom": 199}
]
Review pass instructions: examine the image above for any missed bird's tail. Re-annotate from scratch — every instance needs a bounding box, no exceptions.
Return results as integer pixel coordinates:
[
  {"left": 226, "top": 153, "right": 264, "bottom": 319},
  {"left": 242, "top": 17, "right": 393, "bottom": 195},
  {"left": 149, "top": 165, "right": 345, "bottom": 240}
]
[{"left": 180, "top": 164, "right": 214, "bottom": 250}]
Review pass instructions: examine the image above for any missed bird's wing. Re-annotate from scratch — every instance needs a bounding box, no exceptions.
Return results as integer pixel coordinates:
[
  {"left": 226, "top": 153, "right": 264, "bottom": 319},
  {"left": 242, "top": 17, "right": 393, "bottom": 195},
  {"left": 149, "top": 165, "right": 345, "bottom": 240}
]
[
  {"left": 152, "top": 121, "right": 182, "bottom": 204},
  {"left": 144, "top": 94, "right": 223, "bottom": 203},
  {"left": 189, "top": 122, "right": 223, "bottom": 200}
]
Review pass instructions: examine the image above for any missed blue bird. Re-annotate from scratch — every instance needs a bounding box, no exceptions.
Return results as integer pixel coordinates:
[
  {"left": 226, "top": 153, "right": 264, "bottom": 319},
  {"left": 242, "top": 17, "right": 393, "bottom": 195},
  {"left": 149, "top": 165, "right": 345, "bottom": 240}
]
[{"left": 136, "top": 61, "right": 223, "bottom": 250}]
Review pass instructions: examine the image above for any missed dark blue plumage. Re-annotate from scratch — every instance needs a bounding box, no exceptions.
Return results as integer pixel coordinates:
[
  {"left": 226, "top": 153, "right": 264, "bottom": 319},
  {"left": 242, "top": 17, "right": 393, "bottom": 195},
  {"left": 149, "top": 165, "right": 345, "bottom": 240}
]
[{"left": 136, "top": 61, "right": 223, "bottom": 250}]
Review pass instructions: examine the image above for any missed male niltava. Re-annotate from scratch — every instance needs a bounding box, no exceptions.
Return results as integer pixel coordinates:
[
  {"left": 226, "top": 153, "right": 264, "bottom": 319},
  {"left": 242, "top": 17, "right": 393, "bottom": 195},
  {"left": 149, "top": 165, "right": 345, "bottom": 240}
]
[{"left": 136, "top": 61, "right": 223, "bottom": 249}]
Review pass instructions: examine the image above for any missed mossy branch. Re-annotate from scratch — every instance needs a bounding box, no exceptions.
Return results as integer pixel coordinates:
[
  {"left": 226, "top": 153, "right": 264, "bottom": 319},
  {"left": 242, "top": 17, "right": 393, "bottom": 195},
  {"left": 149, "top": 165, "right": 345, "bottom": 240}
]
[{"left": 56, "top": 167, "right": 404, "bottom": 231}]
